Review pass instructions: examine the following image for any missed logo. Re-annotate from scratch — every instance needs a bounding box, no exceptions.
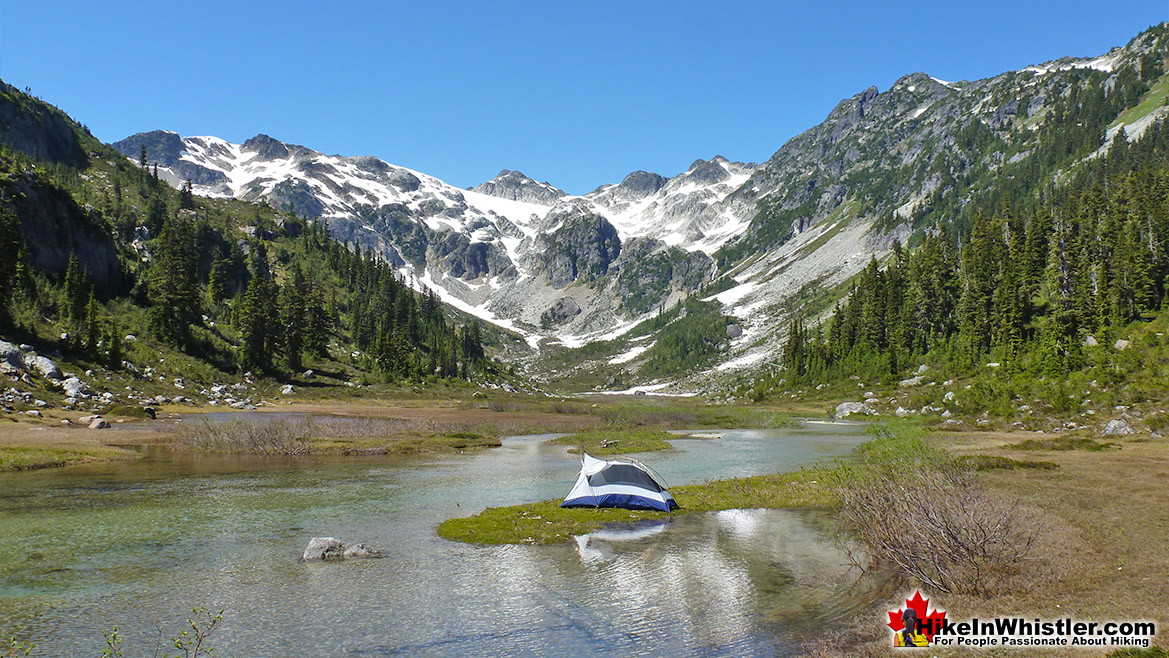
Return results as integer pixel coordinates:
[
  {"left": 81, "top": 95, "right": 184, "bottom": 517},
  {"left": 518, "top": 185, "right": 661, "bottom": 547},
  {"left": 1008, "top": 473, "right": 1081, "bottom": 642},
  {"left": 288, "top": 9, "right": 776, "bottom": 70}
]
[
  {"left": 884, "top": 590, "right": 1157, "bottom": 649},
  {"left": 888, "top": 591, "right": 947, "bottom": 648}
]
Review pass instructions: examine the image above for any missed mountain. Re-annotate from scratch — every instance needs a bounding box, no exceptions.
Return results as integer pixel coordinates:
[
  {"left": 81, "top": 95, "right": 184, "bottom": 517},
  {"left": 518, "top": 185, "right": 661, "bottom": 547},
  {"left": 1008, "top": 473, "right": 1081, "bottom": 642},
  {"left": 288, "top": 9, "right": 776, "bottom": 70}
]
[
  {"left": 111, "top": 132, "right": 755, "bottom": 345},
  {"left": 110, "top": 24, "right": 1169, "bottom": 392}
]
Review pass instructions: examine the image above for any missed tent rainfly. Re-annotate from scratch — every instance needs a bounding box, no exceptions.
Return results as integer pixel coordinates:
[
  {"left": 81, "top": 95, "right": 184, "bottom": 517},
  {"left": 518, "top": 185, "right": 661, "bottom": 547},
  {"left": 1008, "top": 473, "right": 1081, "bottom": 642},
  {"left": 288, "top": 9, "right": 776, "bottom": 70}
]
[{"left": 561, "top": 452, "right": 679, "bottom": 512}]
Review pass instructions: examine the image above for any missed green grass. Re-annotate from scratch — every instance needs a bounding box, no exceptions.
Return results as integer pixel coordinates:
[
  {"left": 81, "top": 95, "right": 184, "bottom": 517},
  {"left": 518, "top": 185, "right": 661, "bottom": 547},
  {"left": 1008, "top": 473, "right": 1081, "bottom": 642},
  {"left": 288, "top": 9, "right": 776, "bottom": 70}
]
[
  {"left": 1113, "top": 71, "right": 1169, "bottom": 128},
  {"left": 957, "top": 454, "right": 1059, "bottom": 471},
  {"left": 101, "top": 404, "right": 156, "bottom": 419},
  {"left": 1107, "top": 647, "right": 1167, "bottom": 658},
  {"left": 1008, "top": 436, "right": 1120, "bottom": 452},
  {"left": 548, "top": 427, "right": 675, "bottom": 455},
  {"left": 437, "top": 420, "right": 928, "bottom": 545},
  {"left": 0, "top": 445, "right": 135, "bottom": 471}
]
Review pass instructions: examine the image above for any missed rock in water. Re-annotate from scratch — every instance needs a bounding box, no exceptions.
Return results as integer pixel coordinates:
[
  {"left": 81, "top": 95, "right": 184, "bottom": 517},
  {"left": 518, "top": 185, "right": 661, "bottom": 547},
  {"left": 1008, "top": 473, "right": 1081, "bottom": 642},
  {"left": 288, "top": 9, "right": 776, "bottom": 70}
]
[
  {"left": 303, "top": 537, "right": 382, "bottom": 560},
  {"left": 342, "top": 543, "right": 382, "bottom": 558}
]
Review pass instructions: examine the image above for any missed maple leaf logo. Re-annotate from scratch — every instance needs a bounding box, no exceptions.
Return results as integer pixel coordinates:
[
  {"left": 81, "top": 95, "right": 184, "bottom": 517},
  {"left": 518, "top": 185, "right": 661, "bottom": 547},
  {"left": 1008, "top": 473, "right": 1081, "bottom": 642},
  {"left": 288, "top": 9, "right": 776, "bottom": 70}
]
[{"left": 888, "top": 590, "right": 947, "bottom": 642}]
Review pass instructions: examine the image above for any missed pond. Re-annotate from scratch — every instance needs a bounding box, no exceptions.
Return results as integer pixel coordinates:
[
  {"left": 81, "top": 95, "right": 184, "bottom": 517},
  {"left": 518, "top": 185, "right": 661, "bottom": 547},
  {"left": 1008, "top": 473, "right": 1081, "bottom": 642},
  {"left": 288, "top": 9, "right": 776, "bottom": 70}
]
[{"left": 0, "top": 420, "right": 883, "bottom": 657}]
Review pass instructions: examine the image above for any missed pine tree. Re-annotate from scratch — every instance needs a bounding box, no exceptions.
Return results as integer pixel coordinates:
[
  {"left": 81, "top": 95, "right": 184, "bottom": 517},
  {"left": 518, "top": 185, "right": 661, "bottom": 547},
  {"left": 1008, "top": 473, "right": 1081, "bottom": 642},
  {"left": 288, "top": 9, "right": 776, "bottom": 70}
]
[
  {"left": 84, "top": 290, "right": 100, "bottom": 356},
  {"left": 0, "top": 206, "right": 23, "bottom": 328},
  {"left": 179, "top": 179, "right": 195, "bottom": 210},
  {"left": 146, "top": 211, "right": 200, "bottom": 345}
]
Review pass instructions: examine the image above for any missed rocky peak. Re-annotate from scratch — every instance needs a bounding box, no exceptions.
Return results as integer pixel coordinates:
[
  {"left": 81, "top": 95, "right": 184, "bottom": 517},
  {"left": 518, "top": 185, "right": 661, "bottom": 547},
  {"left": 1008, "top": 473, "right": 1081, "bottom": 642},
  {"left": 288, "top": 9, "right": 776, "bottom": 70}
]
[
  {"left": 241, "top": 134, "right": 290, "bottom": 160},
  {"left": 614, "top": 170, "right": 666, "bottom": 198},
  {"left": 683, "top": 158, "right": 731, "bottom": 185},
  {"left": 473, "top": 169, "right": 566, "bottom": 205},
  {"left": 111, "top": 130, "right": 186, "bottom": 167}
]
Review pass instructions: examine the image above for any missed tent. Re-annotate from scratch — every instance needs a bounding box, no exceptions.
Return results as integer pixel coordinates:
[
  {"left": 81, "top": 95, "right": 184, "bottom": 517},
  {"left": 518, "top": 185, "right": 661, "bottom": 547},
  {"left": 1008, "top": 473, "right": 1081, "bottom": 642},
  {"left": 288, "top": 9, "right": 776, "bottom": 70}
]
[{"left": 561, "top": 452, "right": 679, "bottom": 512}]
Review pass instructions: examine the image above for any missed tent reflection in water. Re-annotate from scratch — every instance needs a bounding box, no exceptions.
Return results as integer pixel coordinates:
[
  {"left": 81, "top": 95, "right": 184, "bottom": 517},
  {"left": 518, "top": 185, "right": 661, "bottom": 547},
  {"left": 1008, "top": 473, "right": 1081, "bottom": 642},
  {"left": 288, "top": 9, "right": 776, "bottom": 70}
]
[{"left": 560, "top": 452, "right": 679, "bottom": 512}]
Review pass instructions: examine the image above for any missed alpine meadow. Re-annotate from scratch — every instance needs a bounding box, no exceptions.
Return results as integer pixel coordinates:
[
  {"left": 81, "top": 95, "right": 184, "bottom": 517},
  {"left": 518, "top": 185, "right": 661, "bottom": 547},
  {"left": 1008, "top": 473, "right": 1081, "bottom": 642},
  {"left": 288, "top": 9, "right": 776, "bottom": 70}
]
[{"left": 1, "top": 7, "right": 1168, "bottom": 658}]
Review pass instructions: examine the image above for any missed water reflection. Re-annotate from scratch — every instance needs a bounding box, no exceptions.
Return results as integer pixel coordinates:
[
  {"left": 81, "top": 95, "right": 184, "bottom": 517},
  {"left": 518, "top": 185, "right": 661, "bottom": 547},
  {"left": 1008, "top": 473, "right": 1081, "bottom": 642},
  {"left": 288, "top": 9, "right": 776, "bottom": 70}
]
[{"left": 0, "top": 424, "right": 881, "bottom": 657}]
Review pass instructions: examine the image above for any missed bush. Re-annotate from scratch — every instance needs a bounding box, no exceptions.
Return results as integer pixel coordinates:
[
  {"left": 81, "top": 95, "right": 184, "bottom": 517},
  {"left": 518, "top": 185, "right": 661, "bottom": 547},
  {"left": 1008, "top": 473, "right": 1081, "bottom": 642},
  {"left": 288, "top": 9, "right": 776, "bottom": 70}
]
[{"left": 829, "top": 447, "right": 1037, "bottom": 595}]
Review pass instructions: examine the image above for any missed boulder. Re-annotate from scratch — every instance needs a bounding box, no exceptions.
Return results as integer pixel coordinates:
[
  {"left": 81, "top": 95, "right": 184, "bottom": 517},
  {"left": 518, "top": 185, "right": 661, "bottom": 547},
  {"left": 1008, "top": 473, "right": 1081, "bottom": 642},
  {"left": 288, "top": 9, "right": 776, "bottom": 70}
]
[
  {"left": 0, "top": 341, "right": 24, "bottom": 374},
  {"left": 88, "top": 418, "right": 111, "bottom": 429},
  {"left": 25, "top": 410, "right": 42, "bottom": 418},
  {"left": 943, "top": 391, "right": 956, "bottom": 402},
  {"left": 342, "top": 543, "right": 382, "bottom": 559},
  {"left": 61, "top": 377, "right": 89, "bottom": 399},
  {"left": 280, "top": 384, "right": 296, "bottom": 395},
  {"left": 302, "top": 369, "right": 315, "bottom": 379},
  {"left": 834, "top": 401, "right": 876, "bottom": 419},
  {"left": 302, "top": 537, "right": 382, "bottom": 560},
  {"left": 895, "top": 406, "right": 911, "bottom": 417},
  {"left": 1114, "top": 339, "right": 1131, "bottom": 351},
  {"left": 725, "top": 323, "right": 744, "bottom": 340},
  {"left": 1084, "top": 335, "right": 1098, "bottom": 347},
  {"left": 26, "top": 355, "right": 62, "bottom": 380},
  {"left": 898, "top": 375, "right": 923, "bottom": 387},
  {"left": 1102, "top": 419, "right": 1134, "bottom": 436}
]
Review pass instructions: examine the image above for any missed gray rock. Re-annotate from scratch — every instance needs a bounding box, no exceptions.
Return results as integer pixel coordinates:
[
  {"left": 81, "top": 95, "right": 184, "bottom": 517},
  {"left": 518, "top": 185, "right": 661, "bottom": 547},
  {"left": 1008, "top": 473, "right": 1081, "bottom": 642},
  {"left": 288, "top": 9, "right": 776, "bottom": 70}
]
[
  {"left": 280, "top": 384, "right": 296, "bottom": 395},
  {"left": 302, "top": 369, "right": 315, "bottom": 379},
  {"left": 0, "top": 341, "right": 24, "bottom": 374},
  {"left": 725, "top": 323, "right": 743, "bottom": 339},
  {"left": 895, "top": 406, "right": 911, "bottom": 417},
  {"left": 834, "top": 401, "right": 876, "bottom": 419},
  {"left": 1103, "top": 419, "right": 1134, "bottom": 436},
  {"left": 88, "top": 418, "right": 111, "bottom": 429},
  {"left": 898, "top": 375, "right": 923, "bottom": 387},
  {"left": 1084, "top": 335, "right": 1098, "bottom": 347},
  {"left": 302, "top": 537, "right": 382, "bottom": 560},
  {"left": 342, "top": 543, "right": 382, "bottom": 559},
  {"left": 25, "top": 410, "right": 42, "bottom": 418},
  {"left": 545, "top": 297, "right": 581, "bottom": 323},
  {"left": 472, "top": 169, "right": 566, "bottom": 205},
  {"left": 26, "top": 355, "right": 62, "bottom": 380},
  {"left": 1114, "top": 339, "right": 1131, "bottom": 351},
  {"left": 61, "top": 377, "right": 89, "bottom": 399}
]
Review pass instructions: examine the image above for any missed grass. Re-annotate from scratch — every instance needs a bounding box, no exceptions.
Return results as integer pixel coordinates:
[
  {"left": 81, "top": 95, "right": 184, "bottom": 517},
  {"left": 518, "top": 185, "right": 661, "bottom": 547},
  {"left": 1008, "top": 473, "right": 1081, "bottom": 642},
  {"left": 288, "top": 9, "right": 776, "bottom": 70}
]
[
  {"left": 1008, "top": 436, "right": 1120, "bottom": 451},
  {"left": 0, "top": 444, "right": 134, "bottom": 471},
  {"left": 436, "top": 423, "right": 928, "bottom": 546},
  {"left": 176, "top": 416, "right": 508, "bottom": 456},
  {"left": 957, "top": 454, "right": 1059, "bottom": 471},
  {"left": 101, "top": 404, "right": 155, "bottom": 419},
  {"left": 1113, "top": 71, "right": 1169, "bottom": 128},
  {"left": 548, "top": 427, "right": 675, "bottom": 455}
]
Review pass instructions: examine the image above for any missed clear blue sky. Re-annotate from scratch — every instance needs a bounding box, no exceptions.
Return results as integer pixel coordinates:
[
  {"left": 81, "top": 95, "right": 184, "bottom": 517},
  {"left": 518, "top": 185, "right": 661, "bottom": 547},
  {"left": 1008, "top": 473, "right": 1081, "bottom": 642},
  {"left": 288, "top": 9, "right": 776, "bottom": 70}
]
[{"left": 1, "top": 1, "right": 1165, "bottom": 194}]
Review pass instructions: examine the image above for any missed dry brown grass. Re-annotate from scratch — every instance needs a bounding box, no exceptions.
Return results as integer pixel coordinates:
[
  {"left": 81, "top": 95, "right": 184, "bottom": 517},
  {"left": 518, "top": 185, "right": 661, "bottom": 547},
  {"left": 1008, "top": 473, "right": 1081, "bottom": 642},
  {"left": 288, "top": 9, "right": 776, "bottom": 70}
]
[{"left": 804, "top": 432, "right": 1169, "bottom": 657}]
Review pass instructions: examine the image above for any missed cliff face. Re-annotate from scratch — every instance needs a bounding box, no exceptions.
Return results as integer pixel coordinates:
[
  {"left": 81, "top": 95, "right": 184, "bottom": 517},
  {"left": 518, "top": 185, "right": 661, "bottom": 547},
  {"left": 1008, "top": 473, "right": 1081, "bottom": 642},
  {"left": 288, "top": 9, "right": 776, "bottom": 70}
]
[{"left": 0, "top": 82, "right": 87, "bottom": 166}]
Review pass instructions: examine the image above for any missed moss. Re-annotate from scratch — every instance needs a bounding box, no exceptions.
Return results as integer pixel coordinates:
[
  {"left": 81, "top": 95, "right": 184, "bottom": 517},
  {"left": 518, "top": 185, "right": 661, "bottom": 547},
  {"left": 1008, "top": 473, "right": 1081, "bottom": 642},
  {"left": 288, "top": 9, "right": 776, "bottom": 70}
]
[
  {"left": 0, "top": 444, "right": 136, "bottom": 471},
  {"left": 1008, "top": 436, "right": 1121, "bottom": 452},
  {"left": 102, "top": 404, "right": 156, "bottom": 419},
  {"left": 957, "top": 454, "right": 1059, "bottom": 471}
]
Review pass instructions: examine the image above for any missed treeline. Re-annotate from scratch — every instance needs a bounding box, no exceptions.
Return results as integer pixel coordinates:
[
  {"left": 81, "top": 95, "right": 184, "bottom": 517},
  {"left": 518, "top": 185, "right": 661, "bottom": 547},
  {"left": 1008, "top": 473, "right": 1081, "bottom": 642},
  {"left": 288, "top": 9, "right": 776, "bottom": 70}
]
[
  {"left": 777, "top": 117, "right": 1169, "bottom": 387},
  {"left": 0, "top": 92, "right": 486, "bottom": 382}
]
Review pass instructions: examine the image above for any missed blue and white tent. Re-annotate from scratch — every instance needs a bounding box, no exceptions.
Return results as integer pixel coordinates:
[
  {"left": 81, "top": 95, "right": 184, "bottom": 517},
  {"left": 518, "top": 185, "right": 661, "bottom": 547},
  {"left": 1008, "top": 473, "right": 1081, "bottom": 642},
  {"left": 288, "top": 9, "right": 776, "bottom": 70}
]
[{"left": 561, "top": 452, "right": 679, "bottom": 512}]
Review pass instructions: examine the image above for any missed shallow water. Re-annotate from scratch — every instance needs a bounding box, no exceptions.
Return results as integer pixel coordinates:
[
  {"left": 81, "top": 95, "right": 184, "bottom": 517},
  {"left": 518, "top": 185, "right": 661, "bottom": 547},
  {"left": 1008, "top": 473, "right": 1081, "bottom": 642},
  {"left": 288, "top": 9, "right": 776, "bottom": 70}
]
[{"left": 0, "top": 421, "right": 880, "bottom": 656}]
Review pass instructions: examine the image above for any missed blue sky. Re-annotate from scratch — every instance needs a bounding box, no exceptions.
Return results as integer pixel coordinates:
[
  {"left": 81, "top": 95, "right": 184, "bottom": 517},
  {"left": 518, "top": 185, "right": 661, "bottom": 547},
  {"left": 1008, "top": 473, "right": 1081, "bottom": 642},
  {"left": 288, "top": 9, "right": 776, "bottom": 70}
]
[{"left": 1, "top": 1, "right": 1165, "bottom": 194}]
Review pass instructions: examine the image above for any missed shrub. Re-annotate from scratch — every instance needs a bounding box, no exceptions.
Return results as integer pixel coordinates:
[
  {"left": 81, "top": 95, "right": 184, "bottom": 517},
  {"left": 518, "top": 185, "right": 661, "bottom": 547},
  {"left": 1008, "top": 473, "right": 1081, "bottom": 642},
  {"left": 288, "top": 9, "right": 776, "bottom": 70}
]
[{"left": 829, "top": 450, "right": 1037, "bottom": 595}]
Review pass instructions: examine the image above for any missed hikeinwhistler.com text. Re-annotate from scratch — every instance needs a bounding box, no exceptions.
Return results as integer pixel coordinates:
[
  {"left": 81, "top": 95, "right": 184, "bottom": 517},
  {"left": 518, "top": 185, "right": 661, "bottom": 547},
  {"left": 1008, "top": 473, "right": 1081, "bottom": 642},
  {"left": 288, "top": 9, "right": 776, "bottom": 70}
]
[{"left": 921, "top": 617, "right": 1157, "bottom": 648}]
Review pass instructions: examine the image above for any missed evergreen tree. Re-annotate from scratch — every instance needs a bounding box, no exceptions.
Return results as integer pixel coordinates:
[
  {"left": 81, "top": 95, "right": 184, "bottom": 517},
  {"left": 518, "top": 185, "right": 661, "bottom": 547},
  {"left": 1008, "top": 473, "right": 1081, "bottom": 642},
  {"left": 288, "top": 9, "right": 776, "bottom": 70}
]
[{"left": 146, "top": 211, "right": 200, "bottom": 345}]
